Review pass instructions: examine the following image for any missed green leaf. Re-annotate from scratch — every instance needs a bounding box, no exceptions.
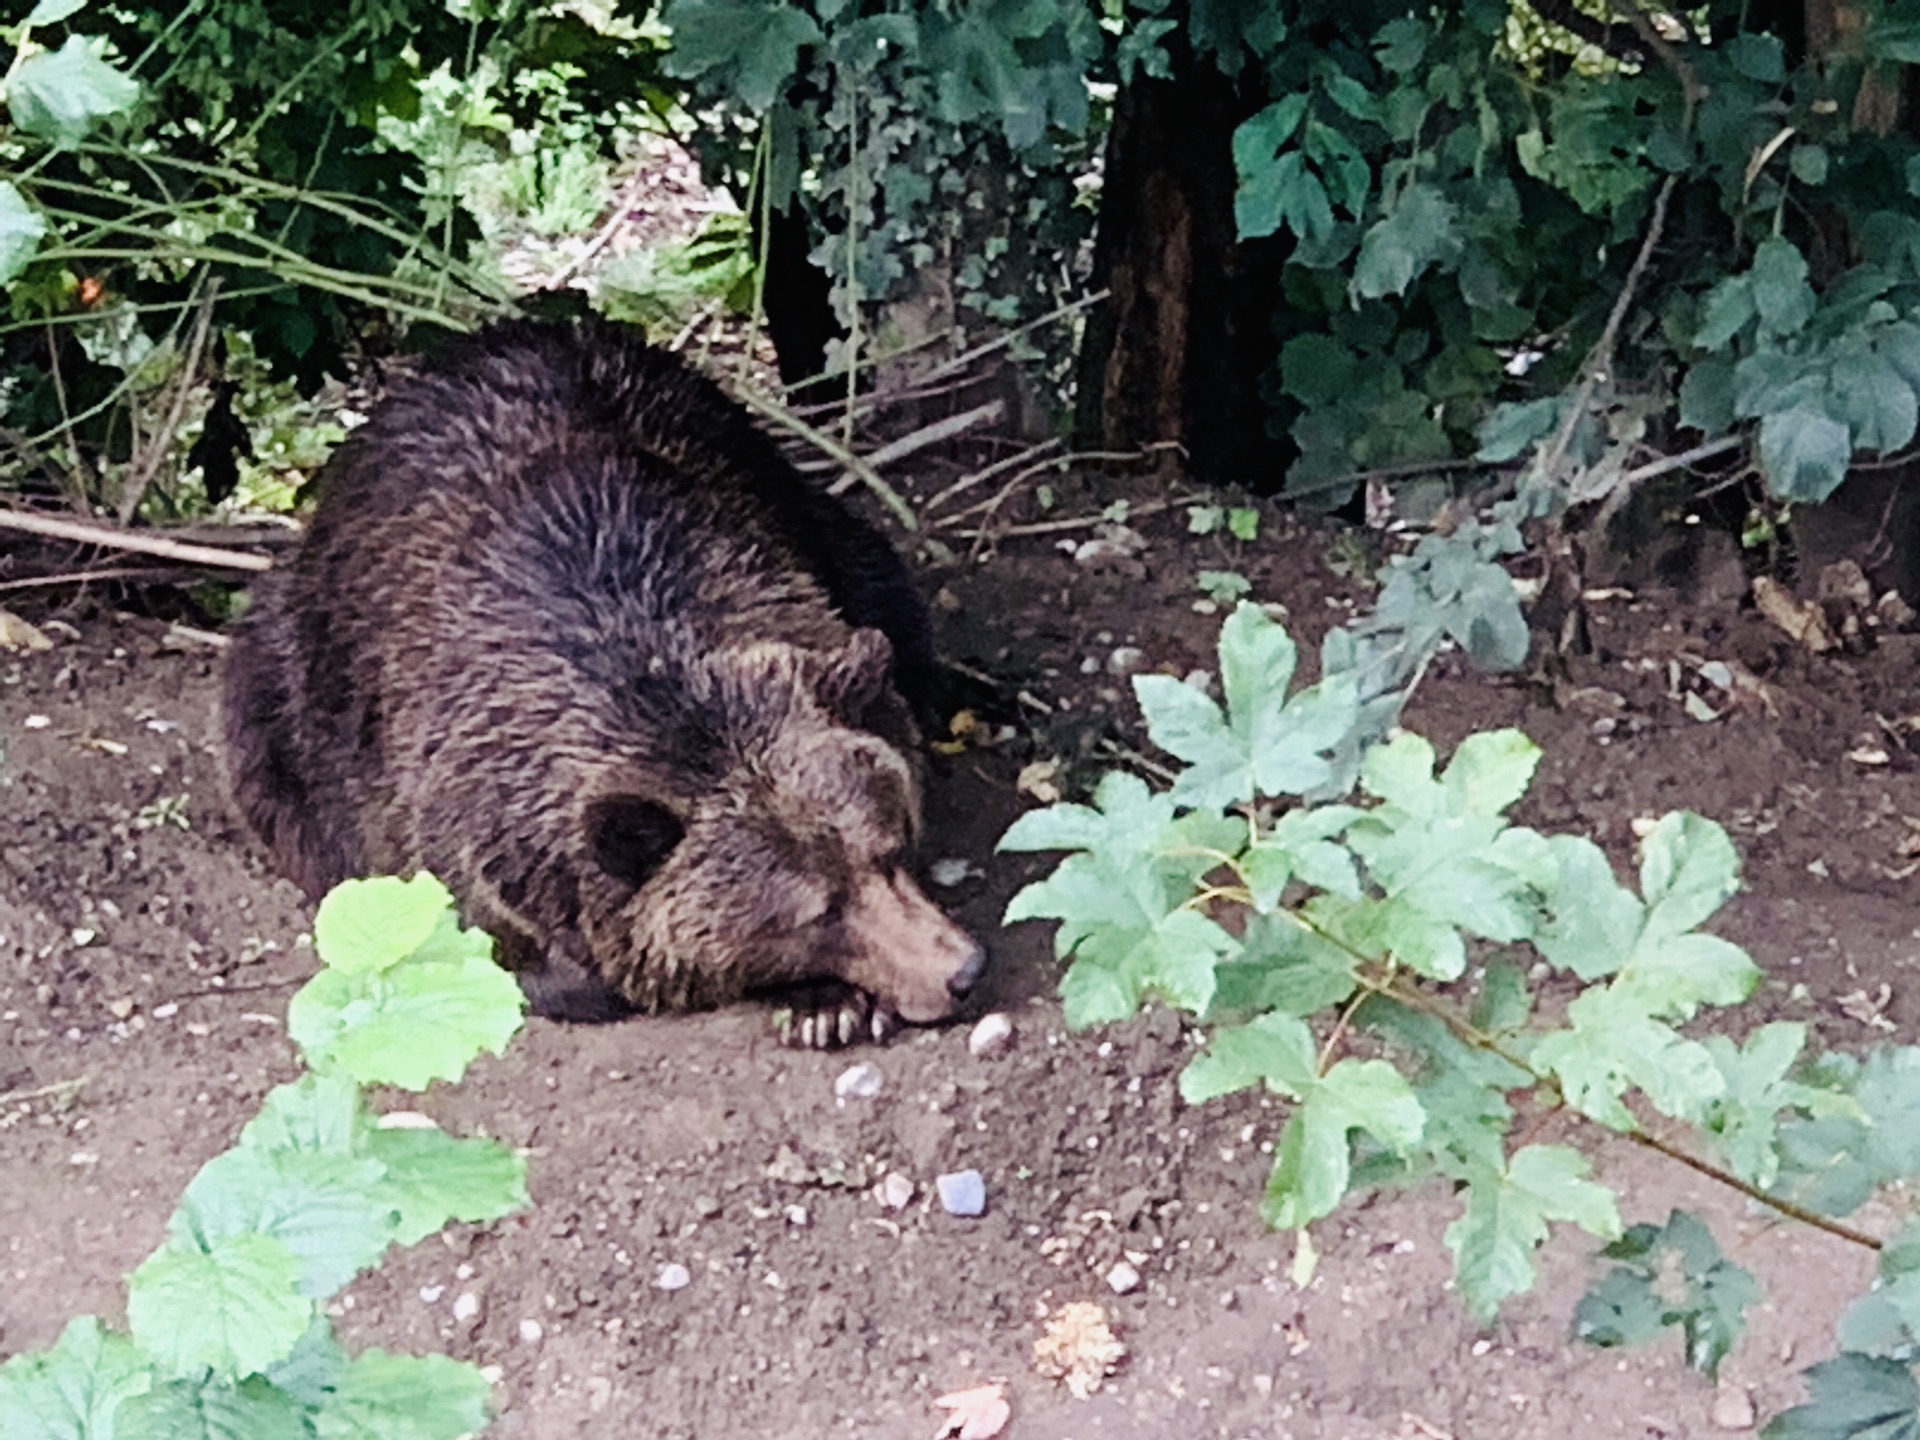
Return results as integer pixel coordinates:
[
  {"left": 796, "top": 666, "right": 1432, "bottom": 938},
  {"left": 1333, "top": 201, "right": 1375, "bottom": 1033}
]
[
  {"left": 0, "top": 181, "right": 47, "bottom": 286},
  {"left": 1233, "top": 98, "right": 1313, "bottom": 239},
  {"left": 1136, "top": 604, "right": 1358, "bottom": 808},
  {"left": 312, "top": 875, "right": 458, "bottom": 977},
  {"left": 312, "top": 1351, "right": 492, "bottom": 1440},
  {"left": 1227, "top": 507, "right": 1261, "bottom": 542},
  {"left": 1058, "top": 905, "right": 1236, "bottom": 1027},
  {"left": 8, "top": 36, "right": 140, "bottom": 149},
  {"left": 1534, "top": 985, "right": 1724, "bottom": 1129},
  {"left": 1180, "top": 1011, "right": 1318, "bottom": 1103},
  {"left": 661, "top": 0, "right": 823, "bottom": 111},
  {"left": 1237, "top": 150, "right": 1333, "bottom": 243},
  {"left": 119, "top": 1376, "right": 309, "bottom": 1440},
  {"left": 287, "top": 950, "right": 525, "bottom": 1090},
  {"left": 1441, "top": 730, "right": 1541, "bottom": 817},
  {"left": 1241, "top": 805, "right": 1361, "bottom": 911},
  {"left": 1208, "top": 912, "right": 1358, "bottom": 1018},
  {"left": 0, "top": 1316, "right": 152, "bottom": 1440},
  {"left": 1261, "top": 1057, "right": 1425, "bottom": 1229},
  {"left": 1762, "top": 1354, "right": 1920, "bottom": 1440},
  {"left": 1446, "top": 1145, "right": 1621, "bottom": 1321},
  {"left": 1352, "top": 182, "right": 1461, "bottom": 301},
  {"left": 26, "top": 0, "right": 92, "bottom": 23},
  {"left": 240, "top": 1074, "right": 368, "bottom": 1155},
  {"left": 1752, "top": 237, "right": 1816, "bottom": 338},
  {"left": 1759, "top": 405, "right": 1852, "bottom": 502},
  {"left": 127, "top": 1234, "right": 312, "bottom": 1380},
  {"left": 1476, "top": 397, "right": 1563, "bottom": 463},
  {"left": 1778, "top": 1046, "right": 1920, "bottom": 1216},
  {"left": 1841, "top": 1222, "right": 1920, "bottom": 1356},
  {"left": 1727, "top": 32, "right": 1786, "bottom": 82},
  {"left": 364, "top": 1127, "right": 529, "bottom": 1248},
  {"left": 170, "top": 1146, "right": 397, "bottom": 1300},
  {"left": 1680, "top": 358, "right": 1736, "bottom": 434},
  {"left": 1640, "top": 813, "right": 1741, "bottom": 936},
  {"left": 1695, "top": 276, "right": 1755, "bottom": 351},
  {"left": 1699, "top": 1023, "right": 1819, "bottom": 1187},
  {"left": 1575, "top": 1210, "right": 1758, "bottom": 1379}
]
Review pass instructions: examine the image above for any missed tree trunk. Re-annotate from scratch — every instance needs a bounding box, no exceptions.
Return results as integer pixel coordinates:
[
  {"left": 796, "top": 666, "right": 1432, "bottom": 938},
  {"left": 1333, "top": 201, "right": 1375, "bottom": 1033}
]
[{"left": 1074, "top": 20, "right": 1286, "bottom": 490}]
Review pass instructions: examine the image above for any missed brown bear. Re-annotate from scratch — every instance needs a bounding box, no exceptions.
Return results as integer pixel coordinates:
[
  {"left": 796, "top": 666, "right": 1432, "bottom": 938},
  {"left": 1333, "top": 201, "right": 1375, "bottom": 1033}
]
[{"left": 222, "top": 318, "right": 984, "bottom": 1046}]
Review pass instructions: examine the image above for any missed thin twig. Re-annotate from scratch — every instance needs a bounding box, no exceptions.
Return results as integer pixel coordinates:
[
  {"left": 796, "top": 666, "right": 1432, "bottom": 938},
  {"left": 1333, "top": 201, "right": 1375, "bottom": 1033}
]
[
  {"left": 0, "top": 1075, "right": 89, "bottom": 1107},
  {"left": 950, "top": 495, "right": 1184, "bottom": 541},
  {"left": 919, "top": 289, "right": 1110, "bottom": 384},
  {"left": 0, "top": 507, "right": 273, "bottom": 571},
  {"left": 923, "top": 438, "right": 1063, "bottom": 514},
  {"left": 119, "top": 277, "right": 219, "bottom": 523},
  {"left": 824, "top": 400, "right": 1006, "bottom": 496},
  {"left": 544, "top": 169, "right": 650, "bottom": 291},
  {"left": 0, "top": 566, "right": 182, "bottom": 592},
  {"left": 728, "top": 385, "right": 918, "bottom": 532},
  {"left": 1618, "top": 434, "right": 1745, "bottom": 487},
  {"left": 1621, "top": 1129, "right": 1882, "bottom": 1250}
]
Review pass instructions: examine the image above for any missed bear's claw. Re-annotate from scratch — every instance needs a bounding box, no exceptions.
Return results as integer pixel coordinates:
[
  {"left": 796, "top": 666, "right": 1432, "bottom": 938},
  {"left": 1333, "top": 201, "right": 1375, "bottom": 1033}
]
[{"left": 773, "top": 982, "right": 900, "bottom": 1049}]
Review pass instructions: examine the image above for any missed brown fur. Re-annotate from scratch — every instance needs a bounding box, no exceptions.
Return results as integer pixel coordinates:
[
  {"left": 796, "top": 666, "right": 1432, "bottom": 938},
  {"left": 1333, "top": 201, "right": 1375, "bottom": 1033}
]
[{"left": 222, "top": 319, "right": 983, "bottom": 1029}]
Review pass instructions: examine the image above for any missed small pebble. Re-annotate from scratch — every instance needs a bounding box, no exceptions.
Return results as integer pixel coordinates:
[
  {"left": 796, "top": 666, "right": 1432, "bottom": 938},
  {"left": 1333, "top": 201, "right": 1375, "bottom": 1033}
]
[
  {"left": 23, "top": 714, "right": 48, "bottom": 729},
  {"left": 1712, "top": 1385, "right": 1756, "bottom": 1431},
  {"left": 106, "top": 998, "right": 133, "bottom": 1020},
  {"left": 936, "top": 1169, "right": 987, "bottom": 1217},
  {"left": 656, "top": 1263, "right": 692, "bottom": 1292},
  {"left": 70, "top": 928, "right": 96, "bottom": 947},
  {"left": 1106, "top": 646, "right": 1146, "bottom": 676},
  {"left": 1105, "top": 1261, "right": 1141, "bottom": 1295},
  {"left": 968, "top": 1012, "right": 1015, "bottom": 1059},
  {"left": 880, "top": 1172, "right": 915, "bottom": 1210},
  {"left": 835, "top": 1062, "right": 884, "bottom": 1101},
  {"left": 929, "top": 858, "right": 976, "bottom": 888},
  {"left": 784, "top": 1204, "right": 810, "bottom": 1227},
  {"left": 452, "top": 1292, "right": 481, "bottom": 1323},
  {"left": 518, "top": 1319, "right": 543, "bottom": 1345},
  {"left": 151, "top": 1002, "right": 178, "bottom": 1019},
  {"left": 419, "top": 1285, "right": 445, "bottom": 1304}
]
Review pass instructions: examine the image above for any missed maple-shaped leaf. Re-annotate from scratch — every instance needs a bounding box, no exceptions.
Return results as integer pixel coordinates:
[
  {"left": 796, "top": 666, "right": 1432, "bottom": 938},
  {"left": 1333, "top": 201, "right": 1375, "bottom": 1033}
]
[
  {"left": 1208, "top": 911, "right": 1358, "bottom": 1020},
  {"left": 1763, "top": 1353, "right": 1920, "bottom": 1440},
  {"left": 1003, "top": 772, "right": 1243, "bottom": 1025},
  {"left": 1446, "top": 1144, "right": 1622, "bottom": 1322},
  {"left": 1777, "top": 1045, "right": 1920, "bottom": 1217},
  {"left": 1133, "top": 602, "right": 1359, "bottom": 809},
  {"left": 1574, "top": 1209, "right": 1758, "bottom": 1379},
  {"left": 1532, "top": 985, "right": 1725, "bottom": 1130},
  {"left": 1698, "top": 1023, "right": 1847, "bottom": 1188},
  {"left": 1240, "top": 804, "right": 1362, "bottom": 912}
]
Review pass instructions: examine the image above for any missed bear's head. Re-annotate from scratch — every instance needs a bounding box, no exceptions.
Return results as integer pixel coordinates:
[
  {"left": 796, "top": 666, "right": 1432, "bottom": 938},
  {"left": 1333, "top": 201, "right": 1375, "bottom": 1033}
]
[{"left": 580, "top": 629, "right": 986, "bottom": 1024}]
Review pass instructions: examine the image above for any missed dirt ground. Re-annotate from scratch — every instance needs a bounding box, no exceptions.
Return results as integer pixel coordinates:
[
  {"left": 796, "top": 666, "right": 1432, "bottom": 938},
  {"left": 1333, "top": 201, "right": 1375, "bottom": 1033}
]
[{"left": 6, "top": 476, "right": 1920, "bottom": 1440}]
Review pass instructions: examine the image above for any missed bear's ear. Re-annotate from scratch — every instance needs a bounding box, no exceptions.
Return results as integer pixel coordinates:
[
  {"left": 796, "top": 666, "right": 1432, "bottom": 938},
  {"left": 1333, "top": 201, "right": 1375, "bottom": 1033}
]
[
  {"left": 583, "top": 796, "right": 685, "bottom": 888},
  {"left": 815, "top": 628, "right": 895, "bottom": 724}
]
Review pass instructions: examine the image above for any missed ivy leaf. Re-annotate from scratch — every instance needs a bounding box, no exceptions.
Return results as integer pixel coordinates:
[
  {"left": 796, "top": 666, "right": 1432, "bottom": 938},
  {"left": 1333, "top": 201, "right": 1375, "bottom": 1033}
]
[
  {"left": 1574, "top": 1210, "right": 1758, "bottom": 1379},
  {"left": 1759, "top": 405, "right": 1852, "bottom": 502},
  {"left": 1446, "top": 1145, "right": 1622, "bottom": 1322},
  {"left": 119, "top": 1376, "right": 310, "bottom": 1440},
  {"left": 288, "top": 950, "right": 526, "bottom": 1091},
  {"left": 364, "top": 1127, "right": 530, "bottom": 1248},
  {"left": 1761, "top": 1353, "right": 1920, "bottom": 1440},
  {"left": 127, "top": 1234, "right": 312, "bottom": 1380},
  {"left": 312, "top": 874, "right": 458, "bottom": 976},
  {"left": 1352, "top": 182, "right": 1461, "bottom": 301},
  {"left": 1752, "top": 237, "right": 1816, "bottom": 338},
  {"left": 661, "top": 0, "right": 822, "bottom": 111},
  {"left": 1236, "top": 150, "right": 1333, "bottom": 243},
  {"left": 8, "top": 36, "right": 141, "bottom": 149},
  {"left": 1261, "top": 1058, "right": 1425, "bottom": 1229},
  {"left": 170, "top": 1146, "right": 398, "bottom": 1300},
  {"left": 311, "top": 1351, "right": 492, "bottom": 1440},
  {"left": 1695, "top": 276, "right": 1755, "bottom": 351},
  {"left": 0, "top": 1316, "right": 152, "bottom": 1440},
  {"left": 0, "top": 183, "right": 47, "bottom": 287}
]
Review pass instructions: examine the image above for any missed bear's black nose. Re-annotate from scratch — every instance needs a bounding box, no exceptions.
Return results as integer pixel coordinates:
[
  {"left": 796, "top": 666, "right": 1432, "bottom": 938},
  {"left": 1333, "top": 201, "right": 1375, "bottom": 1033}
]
[{"left": 948, "top": 941, "right": 988, "bottom": 998}]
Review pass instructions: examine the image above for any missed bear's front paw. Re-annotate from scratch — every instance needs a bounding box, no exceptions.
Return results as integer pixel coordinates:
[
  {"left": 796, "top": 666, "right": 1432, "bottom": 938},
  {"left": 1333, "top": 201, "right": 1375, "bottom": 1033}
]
[{"left": 772, "top": 981, "right": 899, "bottom": 1049}]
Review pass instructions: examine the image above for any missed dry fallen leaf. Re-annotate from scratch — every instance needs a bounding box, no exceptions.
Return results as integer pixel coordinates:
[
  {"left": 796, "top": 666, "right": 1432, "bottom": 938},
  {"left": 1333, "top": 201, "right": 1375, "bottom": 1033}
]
[
  {"left": 0, "top": 608, "right": 52, "bottom": 653},
  {"left": 1017, "top": 759, "right": 1063, "bottom": 805},
  {"left": 932, "top": 1382, "right": 1010, "bottom": 1440},
  {"left": 1033, "top": 1301, "right": 1125, "bottom": 1398},
  {"left": 1753, "top": 576, "right": 1837, "bottom": 653}
]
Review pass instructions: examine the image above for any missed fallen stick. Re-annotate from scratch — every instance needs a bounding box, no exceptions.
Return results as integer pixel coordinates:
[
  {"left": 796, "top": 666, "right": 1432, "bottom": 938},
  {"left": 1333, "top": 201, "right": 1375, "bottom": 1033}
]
[
  {"left": 0, "top": 506, "right": 273, "bottom": 571},
  {"left": 825, "top": 400, "right": 1006, "bottom": 496}
]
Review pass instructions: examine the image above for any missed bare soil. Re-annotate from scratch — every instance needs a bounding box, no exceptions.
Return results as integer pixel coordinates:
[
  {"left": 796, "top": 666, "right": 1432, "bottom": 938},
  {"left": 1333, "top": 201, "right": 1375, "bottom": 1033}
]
[{"left": 6, "top": 490, "right": 1920, "bottom": 1440}]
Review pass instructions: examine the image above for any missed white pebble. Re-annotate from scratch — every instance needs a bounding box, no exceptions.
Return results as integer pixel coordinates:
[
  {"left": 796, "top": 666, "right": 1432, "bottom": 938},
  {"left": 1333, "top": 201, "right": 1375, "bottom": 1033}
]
[
  {"left": 518, "top": 1319, "right": 543, "bottom": 1345},
  {"left": 928, "top": 858, "right": 976, "bottom": 888},
  {"left": 835, "top": 1062, "right": 883, "bottom": 1101},
  {"left": 452, "top": 1292, "right": 481, "bottom": 1323},
  {"left": 1106, "top": 1261, "right": 1141, "bottom": 1295},
  {"left": 1106, "top": 646, "right": 1146, "bottom": 676},
  {"left": 419, "top": 1285, "right": 445, "bottom": 1304},
  {"left": 968, "top": 1012, "right": 1014, "bottom": 1058},
  {"left": 151, "top": 1002, "right": 178, "bottom": 1019},
  {"left": 880, "top": 1172, "right": 915, "bottom": 1210},
  {"left": 656, "top": 1263, "right": 692, "bottom": 1292},
  {"left": 784, "top": 1204, "right": 809, "bottom": 1227},
  {"left": 23, "top": 714, "right": 48, "bottom": 729}
]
